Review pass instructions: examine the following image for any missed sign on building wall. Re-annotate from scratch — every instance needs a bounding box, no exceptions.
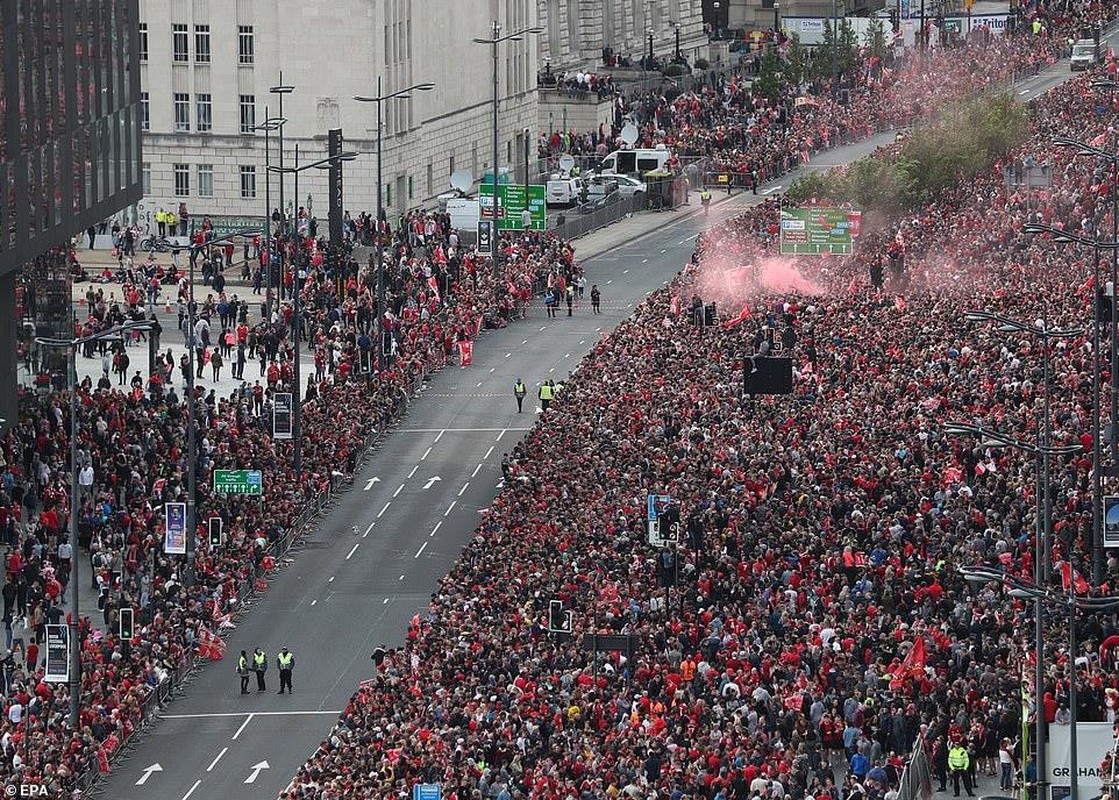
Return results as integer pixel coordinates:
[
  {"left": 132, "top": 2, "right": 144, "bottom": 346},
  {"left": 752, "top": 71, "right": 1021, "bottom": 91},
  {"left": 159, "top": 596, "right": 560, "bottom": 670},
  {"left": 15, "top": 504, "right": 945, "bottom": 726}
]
[{"left": 328, "top": 128, "right": 344, "bottom": 245}]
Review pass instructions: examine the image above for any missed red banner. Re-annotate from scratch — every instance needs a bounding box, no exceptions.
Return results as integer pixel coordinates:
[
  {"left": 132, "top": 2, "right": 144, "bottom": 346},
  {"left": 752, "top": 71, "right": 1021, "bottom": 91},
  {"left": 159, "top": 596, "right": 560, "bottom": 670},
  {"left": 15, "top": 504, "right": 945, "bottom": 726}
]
[{"left": 458, "top": 340, "right": 474, "bottom": 367}]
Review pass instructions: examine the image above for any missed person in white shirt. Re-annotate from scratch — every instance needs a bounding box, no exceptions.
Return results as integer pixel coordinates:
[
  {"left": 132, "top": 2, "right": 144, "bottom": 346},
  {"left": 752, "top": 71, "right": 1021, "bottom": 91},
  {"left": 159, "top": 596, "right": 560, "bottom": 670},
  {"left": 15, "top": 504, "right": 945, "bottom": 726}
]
[{"left": 998, "top": 738, "right": 1016, "bottom": 790}]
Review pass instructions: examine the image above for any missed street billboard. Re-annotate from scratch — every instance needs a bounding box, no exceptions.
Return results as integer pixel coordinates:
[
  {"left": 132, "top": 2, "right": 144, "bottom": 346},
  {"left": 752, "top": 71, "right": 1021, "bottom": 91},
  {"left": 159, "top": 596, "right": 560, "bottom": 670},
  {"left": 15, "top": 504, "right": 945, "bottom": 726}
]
[
  {"left": 479, "top": 184, "right": 547, "bottom": 231},
  {"left": 44, "top": 624, "right": 70, "bottom": 684},
  {"left": 779, "top": 208, "right": 860, "bottom": 255},
  {"left": 1047, "top": 722, "right": 1113, "bottom": 800},
  {"left": 164, "top": 501, "right": 187, "bottom": 555}
]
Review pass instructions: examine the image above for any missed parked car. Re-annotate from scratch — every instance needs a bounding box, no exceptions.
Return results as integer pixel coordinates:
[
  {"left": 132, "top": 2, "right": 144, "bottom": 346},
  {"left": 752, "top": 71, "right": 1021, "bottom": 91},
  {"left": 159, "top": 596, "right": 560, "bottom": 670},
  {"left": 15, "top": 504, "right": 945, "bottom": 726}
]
[
  {"left": 546, "top": 176, "right": 586, "bottom": 207},
  {"left": 585, "top": 175, "right": 619, "bottom": 200},
  {"left": 611, "top": 174, "right": 648, "bottom": 198}
]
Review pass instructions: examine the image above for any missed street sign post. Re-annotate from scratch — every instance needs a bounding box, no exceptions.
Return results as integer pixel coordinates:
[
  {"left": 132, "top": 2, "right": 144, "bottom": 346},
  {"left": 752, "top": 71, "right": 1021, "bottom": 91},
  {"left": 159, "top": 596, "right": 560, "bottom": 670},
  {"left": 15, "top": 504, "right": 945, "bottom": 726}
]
[
  {"left": 273, "top": 392, "right": 293, "bottom": 440},
  {"left": 779, "top": 208, "right": 860, "bottom": 255},
  {"left": 479, "top": 183, "right": 547, "bottom": 231},
  {"left": 213, "top": 470, "right": 264, "bottom": 495},
  {"left": 44, "top": 624, "right": 70, "bottom": 683},
  {"left": 413, "top": 784, "right": 441, "bottom": 800},
  {"left": 477, "top": 219, "right": 493, "bottom": 257}
]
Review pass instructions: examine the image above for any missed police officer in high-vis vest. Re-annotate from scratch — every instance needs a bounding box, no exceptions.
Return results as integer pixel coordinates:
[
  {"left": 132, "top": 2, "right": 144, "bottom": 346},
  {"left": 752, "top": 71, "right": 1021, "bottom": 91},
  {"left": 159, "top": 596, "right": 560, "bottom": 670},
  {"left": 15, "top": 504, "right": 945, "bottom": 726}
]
[
  {"left": 700, "top": 189, "right": 712, "bottom": 216},
  {"left": 538, "top": 380, "right": 555, "bottom": 411},
  {"left": 276, "top": 645, "right": 295, "bottom": 694},
  {"left": 513, "top": 379, "right": 527, "bottom": 413},
  {"left": 237, "top": 649, "right": 250, "bottom": 694},
  {"left": 948, "top": 742, "right": 973, "bottom": 797},
  {"left": 252, "top": 647, "right": 268, "bottom": 692}
]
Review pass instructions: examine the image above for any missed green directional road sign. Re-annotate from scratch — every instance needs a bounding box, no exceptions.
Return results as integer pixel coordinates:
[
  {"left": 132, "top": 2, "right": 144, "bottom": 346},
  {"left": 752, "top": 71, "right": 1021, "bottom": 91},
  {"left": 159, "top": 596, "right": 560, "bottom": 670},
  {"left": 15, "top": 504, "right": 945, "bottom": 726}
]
[
  {"left": 213, "top": 469, "right": 264, "bottom": 495},
  {"left": 779, "top": 207, "right": 860, "bottom": 255},
  {"left": 479, "top": 184, "right": 546, "bottom": 231}
]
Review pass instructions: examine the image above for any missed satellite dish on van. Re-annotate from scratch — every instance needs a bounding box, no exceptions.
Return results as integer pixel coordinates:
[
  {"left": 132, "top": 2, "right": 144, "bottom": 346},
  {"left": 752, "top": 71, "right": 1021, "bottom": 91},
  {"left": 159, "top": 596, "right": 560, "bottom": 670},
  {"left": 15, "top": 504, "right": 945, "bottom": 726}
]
[
  {"left": 620, "top": 123, "right": 639, "bottom": 147},
  {"left": 558, "top": 154, "right": 576, "bottom": 173},
  {"left": 450, "top": 170, "right": 473, "bottom": 193}
]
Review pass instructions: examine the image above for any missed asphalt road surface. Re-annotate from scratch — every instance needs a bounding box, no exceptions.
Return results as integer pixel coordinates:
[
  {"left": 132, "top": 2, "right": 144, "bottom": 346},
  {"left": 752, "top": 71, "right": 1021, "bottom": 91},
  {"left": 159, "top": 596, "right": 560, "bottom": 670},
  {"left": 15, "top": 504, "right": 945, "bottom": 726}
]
[{"left": 93, "top": 46, "right": 1094, "bottom": 800}]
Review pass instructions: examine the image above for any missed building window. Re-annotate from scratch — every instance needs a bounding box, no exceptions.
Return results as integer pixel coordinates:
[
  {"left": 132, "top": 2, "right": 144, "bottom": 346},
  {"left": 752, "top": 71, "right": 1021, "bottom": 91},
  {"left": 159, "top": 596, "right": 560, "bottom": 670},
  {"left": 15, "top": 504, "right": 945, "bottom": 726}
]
[
  {"left": 449, "top": 152, "right": 455, "bottom": 176},
  {"left": 408, "top": 175, "right": 414, "bottom": 200},
  {"left": 142, "top": 162, "right": 152, "bottom": 195},
  {"left": 198, "top": 164, "right": 214, "bottom": 197},
  {"left": 238, "top": 25, "right": 254, "bottom": 64},
  {"left": 140, "top": 93, "right": 150, "bottom": 131},
  {"left": 173, "top": 93, "right": 190, "bottom": 132},
  {"left": 196, "top": 94, "right": 212, "bottom": 132},
  {"left": 240, "top": 166, "right": 257, "bottom": 198},
  {"left": 239, "top": 95, "right": 256, "bottom": 134},
  {"left": 194, "top": 25, "right": 210, "bottom": 63},
  {"left": 172, "top": 23, "right": 188, "bottom": 62},
  {"left": 174, "top": 164, "right": 190, "bottom": 196},
  {"left": 385, "top": 183, "right": 392, "bottom": 208},
  {"left": 139, "top": 23, "right": 148, "bottom": 61}
]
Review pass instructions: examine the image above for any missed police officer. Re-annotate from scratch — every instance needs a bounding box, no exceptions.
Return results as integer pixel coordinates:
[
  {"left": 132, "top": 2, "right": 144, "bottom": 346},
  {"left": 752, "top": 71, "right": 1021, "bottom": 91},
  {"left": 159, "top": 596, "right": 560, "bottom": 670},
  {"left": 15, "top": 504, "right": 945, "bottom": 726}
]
[
  {"left": 237, "top": 649, "right": 250, "bottom": 694},
  {"left": 513, "top": 379, "right": 527, "bottom": 413},
  {"left": 252, "top": 646, "right": 268, "bottom": 692},
  {"left": 700, "top": 188, "right": 712, "bottom": 216},
  {"left": 538, "top": 380, "right": 555, "bottom": 411},
  {"left": 276, "top": 645, "right": 295, "bottom": 694},
  {"left": 591, "top": 284, "right": 601, "bottom": 314},
  {"left": 565, "top": 284, "right": 575, "bottom": 316},
  {"left": 948, "top": 742, "right": 974, "bottom": 797}
]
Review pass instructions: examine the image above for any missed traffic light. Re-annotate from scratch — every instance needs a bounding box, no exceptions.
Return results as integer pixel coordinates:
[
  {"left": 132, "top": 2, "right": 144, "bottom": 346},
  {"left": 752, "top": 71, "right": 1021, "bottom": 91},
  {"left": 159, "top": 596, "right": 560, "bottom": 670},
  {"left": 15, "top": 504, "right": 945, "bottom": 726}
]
[
  {"left": 119, "top": 606, "right": 134, "bottom": 640},
  {"left": 208, "top": 517, "right": 223, "bottom": 548}
]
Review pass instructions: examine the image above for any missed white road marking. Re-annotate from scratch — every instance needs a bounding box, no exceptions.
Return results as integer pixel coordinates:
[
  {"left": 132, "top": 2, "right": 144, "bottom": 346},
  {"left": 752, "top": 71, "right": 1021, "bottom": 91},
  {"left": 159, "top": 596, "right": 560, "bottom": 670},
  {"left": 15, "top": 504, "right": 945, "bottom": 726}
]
[
  {"left": 207, "top": 748, "right": 228, "bottom": 772},
  {"left": 476, "top": 381, "right": 483, "bottom": 387},
  {"left": 346, "top": 542, "right": 360, "bottom": 560},
  {"left": 483, "top": 446, "right": 494, "bottom": 459},
  {"left": 328, "top": 576, "right": 335, "bottom": 583},
  {"left": 182, "top": 780, "right": 203, "bottom": 800},
  {"left": 642, "top": 259, "right": 648, "bottom": 263},
  {"left": 408, "top": 465, "right": 418, "bottom": 478},
  {"left": 434, "top": 429, "right": 445, "bottom": 442},
  {"left": 521, "top": 339, "right": 527, "bottom": 345},
  {"left": 310, "top": 599, "right": 317, "bottom": 606},
  {"left": 496, "top": 429, "right": 506, "bottom": 441},
  {"left": 382, "top": 597, "right": 389, "bottom": 604},
  {"left": 400, "top": 428, "right": 531, "bottom": 433},
  {"left": 579, "top": 340, "right": 585, "bottom": 345},
  {"left": 623, "top": 269, "right": 630, "bottom": 274},
  {"left": 393, "top": 483, "right": 405, "bottom": 497},
  {"left": 471, "top": 463, "right": 483, "bottom": 477},
  {"left": 564, "top": 353, "right": 570, "bottom": 358},
  {"left": 606, "top": 280, "right": 612, "bottom": 285},
  {"left": 415, "top": 541, "right": 428, "bottom": 558},
  {"left": 399, "top": 574, "right": 405, "bottom": 581},
  {"left": 232, "top": 714, "right": 255, "bottom": 740},
  {"left": 489, "top": 367, "right": 495, "bottom": 372},
  {"left": 430, "top": 521, "right": 443, "bottom": 538},
  {"left": 505, "top": 353, "right": 511, "bottom": 358},
  {"left": 421, "top": 447, "right": 432, "bottom": 460},
  {"left": 444, "top": 501, "right": 456, "bottom": 516},
  {"left": 458, "top": 482, "right": 470, "bottom": 496},
  {"left": 162, "top": 711, "right": 342, "bottom": 719},
  {"left": 549, "top": 367, "right": 555, "bottom": 373},
  {"left": 539, "top": 326, "right": 546, "bottom": 331},
  {"left": 377, "top": 502, "right": 390, "bottom": 518},
  {"left": 363, "top": 521, "right": 375, "bottom": 538}
]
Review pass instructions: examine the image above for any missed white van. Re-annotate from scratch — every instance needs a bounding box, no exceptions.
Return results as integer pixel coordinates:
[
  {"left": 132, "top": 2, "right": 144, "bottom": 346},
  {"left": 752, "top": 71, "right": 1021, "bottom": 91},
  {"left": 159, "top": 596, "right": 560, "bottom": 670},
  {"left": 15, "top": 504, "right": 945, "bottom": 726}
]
[
  {"left": 546, "top": 176, "right": 585, "bottom": 207},
  {"left": 446, "top": 197, "right": 480, "bottom": 232},
  {"left": 598, "top": 146, "right": 673, "bottom": 177}
]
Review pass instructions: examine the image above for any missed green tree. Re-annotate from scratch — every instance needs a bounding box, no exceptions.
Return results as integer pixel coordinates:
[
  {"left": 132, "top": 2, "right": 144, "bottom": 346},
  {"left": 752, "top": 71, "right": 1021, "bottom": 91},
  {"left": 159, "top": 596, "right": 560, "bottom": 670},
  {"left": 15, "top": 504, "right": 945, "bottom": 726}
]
[
  {"left": 752, "top": 51, "right": 785, "bottom": 104},
  {"left": 813, "top": 22, "right": 838, "bottom": 83},
  {"left": 783, "top": 33, "right": 809, "bottom": 88},
  {"left": 838, "top": 20, "right": 859, "bottom": 76},
  {"left": 864, "top": 18, "right": 888, "bottom": 60}
]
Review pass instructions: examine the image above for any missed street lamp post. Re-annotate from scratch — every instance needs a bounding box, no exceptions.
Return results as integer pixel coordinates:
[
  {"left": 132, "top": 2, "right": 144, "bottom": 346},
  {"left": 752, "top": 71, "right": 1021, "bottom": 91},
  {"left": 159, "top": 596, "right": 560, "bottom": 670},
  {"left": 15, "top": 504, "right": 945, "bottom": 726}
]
[
  {"left": 960, "top": 564, "right": 1119, "bottom": 800},
  {"left": 267, "top": 151, "right": 358, "bottom": 473},
  {"left": 774, "top": 2, "right": 781, "bottom": 34},
  {"left": 269, "top": 76, "right": 295, "bottom": 295},
  {"left": 1025, "top": 209, "right": 1119, "bottom": 585},
  {"left": 947, "top": 422, "right": 1083, "bottom": 800},
  {"left": 36, "top": 320, "right": 152, "bottom": 727},
  {"left": 472, "top": 22, "right": 543, "bottom": 278},
  {"left": 353, "top": 81, "right": 434, "bottom": 366},
  {"left": 252, "top": 113, "right": 287, "bottom": 283}
]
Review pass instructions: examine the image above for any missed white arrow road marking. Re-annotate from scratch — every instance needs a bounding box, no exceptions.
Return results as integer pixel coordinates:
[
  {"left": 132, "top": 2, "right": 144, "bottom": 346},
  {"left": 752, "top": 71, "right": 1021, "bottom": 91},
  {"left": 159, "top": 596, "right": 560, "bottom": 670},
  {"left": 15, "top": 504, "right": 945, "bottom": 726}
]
[
  {"left": 136, "top": 763, "right": 163, "bottom": 785},
  {"left": 496, "top": 479, "right": 505, "bottom": 489},
  {"left": 423, "top": 476, "right": 442, "bottom": 490},
  {"left": 244, "top": 761, "right": 270, "bottom": 785},
  {"left": 363, "top": 477, "right": 381, "bottom": 491},
  {"left": 206, "top": 748, "right": 228, "bottom": 772}
]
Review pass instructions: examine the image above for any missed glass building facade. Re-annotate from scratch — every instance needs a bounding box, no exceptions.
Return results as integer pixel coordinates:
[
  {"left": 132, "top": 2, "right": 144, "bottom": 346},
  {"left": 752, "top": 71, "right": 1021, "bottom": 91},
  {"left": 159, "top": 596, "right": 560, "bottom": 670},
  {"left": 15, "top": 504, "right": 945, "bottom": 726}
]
[{"left": 0, "top": 0, "right": 143, "bottom": 275}]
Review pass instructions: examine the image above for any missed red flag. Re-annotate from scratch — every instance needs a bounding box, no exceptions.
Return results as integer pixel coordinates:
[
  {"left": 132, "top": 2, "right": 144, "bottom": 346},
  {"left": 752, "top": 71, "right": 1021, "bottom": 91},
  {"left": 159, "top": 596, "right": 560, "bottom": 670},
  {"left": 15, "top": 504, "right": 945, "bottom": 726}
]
[
  {"left": 670, "top": 296, "right": 680, "bottom": 316},
  {"left": 847, "top": 275, "right": 858, "bottom": 294},
  {"left": 1077, "top": 274, "right": 1096, "bottom": 297},
  {"left": 458, "top": 340, "right": 474, "bottom": 367},
  {"left": 722, "top": 303, "right": 752, "bottom": 329},
  {"left": 427, "top": 275, "right": 441, "bottom": 303},
  {"left": 890, "top": 635, "right": 927, "bottom": 689},
  {"left": 197, "top": 627, "right": 227, "bottom": 660},
  {"left": 1060, "top": 560, "right": 1090, "bottom": 594}
]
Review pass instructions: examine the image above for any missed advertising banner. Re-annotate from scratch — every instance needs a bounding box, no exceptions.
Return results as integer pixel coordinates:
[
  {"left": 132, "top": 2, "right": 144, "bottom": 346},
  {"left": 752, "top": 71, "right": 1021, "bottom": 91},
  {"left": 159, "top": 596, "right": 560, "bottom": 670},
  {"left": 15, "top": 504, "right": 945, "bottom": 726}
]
[{"left": 164, "top": 501, "right": 187, "bottom": 555}]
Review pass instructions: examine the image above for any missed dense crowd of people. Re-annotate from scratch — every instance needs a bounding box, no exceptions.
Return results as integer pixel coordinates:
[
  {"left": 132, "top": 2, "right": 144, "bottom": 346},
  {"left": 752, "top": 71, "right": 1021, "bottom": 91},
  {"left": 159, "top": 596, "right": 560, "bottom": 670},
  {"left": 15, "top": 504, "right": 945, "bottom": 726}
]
[
  {"left": 0, "top": 205, "right": 578, "bottom": 792},
  {"left": 281, "top": 19, "right": 1119, "bottom": 800}
]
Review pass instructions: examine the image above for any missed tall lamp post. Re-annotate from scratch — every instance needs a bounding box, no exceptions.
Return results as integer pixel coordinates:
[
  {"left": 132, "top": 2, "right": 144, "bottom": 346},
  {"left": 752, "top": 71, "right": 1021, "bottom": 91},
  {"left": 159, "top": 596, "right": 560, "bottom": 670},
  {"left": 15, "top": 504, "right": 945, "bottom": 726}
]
[
  {"left": 946, "top": 422, "right": 1083, "bottom": 800},
  {"left": 267, "top": 150, "right": 358, "bottom": 474},
  {"left": 269, "top": 76, "right": 295, "bottom": 295},
  {"left": 353, "top": 80, "right": 435, "bottom": 366},
  {"left": 960, "top": 564, "right": 1119, "bottom": 800},
  {"left": 36, "top": 320, "right": 152, "bottom": 727},
  {"left": 251, "top": 113, "right": 287, "bottom": 276},
  {"left": 472, "top": 22, "right": 543, "bottom": 278}
]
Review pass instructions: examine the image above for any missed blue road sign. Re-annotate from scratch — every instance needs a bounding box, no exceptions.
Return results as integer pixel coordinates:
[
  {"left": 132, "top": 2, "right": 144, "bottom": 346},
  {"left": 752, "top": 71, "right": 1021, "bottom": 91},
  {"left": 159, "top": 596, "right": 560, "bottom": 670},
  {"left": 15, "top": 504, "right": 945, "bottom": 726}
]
[{"left": 414, "top": 784, "right": 441, "bottom": 800}]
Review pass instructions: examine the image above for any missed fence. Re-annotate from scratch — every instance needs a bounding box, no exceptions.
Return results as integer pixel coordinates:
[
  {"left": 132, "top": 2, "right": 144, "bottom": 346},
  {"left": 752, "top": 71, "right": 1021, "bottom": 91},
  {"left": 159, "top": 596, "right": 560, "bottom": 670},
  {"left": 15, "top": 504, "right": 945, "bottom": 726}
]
[{"left": 551, "top": 192, "right": 650, "bottom": 240}]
